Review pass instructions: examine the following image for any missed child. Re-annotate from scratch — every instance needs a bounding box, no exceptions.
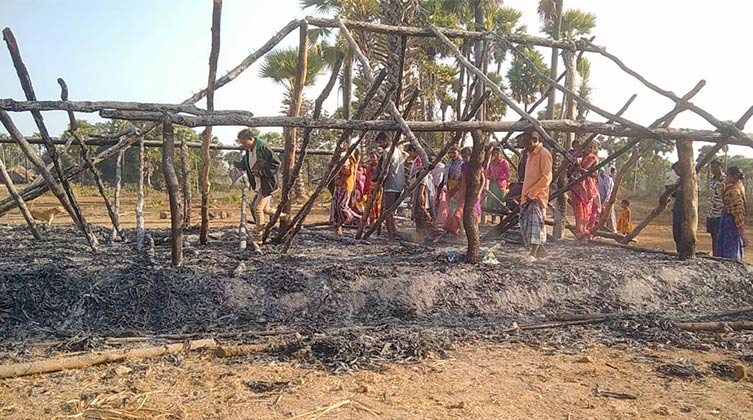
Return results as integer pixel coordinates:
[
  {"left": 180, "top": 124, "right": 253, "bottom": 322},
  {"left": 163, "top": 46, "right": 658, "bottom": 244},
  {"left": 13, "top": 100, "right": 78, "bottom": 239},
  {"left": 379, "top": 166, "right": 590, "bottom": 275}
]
[{"left": 617, "top": 199, "right": 633, "bottom": 235}]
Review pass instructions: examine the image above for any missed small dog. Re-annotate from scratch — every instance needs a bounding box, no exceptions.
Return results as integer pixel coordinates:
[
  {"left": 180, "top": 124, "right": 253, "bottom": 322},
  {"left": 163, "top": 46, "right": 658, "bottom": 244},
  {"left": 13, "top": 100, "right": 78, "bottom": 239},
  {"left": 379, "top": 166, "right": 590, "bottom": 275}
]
[{"left": 30, "top": 206, "right": 65, "bottom": 226}]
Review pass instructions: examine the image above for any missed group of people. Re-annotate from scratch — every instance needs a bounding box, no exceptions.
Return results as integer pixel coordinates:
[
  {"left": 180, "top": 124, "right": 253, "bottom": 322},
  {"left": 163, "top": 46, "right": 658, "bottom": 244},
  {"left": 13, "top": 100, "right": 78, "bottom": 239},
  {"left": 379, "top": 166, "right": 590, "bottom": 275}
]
[
  {"left": 700, "top": 159, "right": 747, "bottom": 261},
  {"left": 233, "top": 128, "right": 746, "bottom": 262}
]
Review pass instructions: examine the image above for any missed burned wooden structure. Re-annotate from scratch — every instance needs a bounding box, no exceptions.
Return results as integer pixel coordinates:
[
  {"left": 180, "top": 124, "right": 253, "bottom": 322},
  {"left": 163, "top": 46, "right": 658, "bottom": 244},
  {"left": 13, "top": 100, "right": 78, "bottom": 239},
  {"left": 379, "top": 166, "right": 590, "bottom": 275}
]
[{"left": 1, "top": 8, "right": 752, "bottom": 266}]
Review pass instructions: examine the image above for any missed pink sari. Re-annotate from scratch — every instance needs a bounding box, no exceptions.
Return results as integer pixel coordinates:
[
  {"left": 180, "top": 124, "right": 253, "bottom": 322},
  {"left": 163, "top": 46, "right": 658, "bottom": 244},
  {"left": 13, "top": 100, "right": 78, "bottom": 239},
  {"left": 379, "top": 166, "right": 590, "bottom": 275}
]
[{"left": 570, "top": 153, "right": 599, "bottom": 238}]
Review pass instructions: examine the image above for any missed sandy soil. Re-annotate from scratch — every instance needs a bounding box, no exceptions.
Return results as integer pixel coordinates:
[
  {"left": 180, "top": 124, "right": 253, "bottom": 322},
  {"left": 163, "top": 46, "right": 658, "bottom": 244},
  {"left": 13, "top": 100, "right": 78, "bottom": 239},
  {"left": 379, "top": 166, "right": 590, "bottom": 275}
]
[{"left": 1, "top": 343, "right": 751, "bottom": 419}]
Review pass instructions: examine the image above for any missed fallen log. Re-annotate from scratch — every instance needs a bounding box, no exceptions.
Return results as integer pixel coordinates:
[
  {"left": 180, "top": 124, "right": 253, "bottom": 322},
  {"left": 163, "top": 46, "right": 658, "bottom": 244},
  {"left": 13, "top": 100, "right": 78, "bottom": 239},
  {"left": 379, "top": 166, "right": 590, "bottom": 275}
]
[
  {"left": 214, "top": 343, "right": 272, "bottom": 358},
  {"left": 676, "top": 321, "right": 753, "bottom": 332},
  {"left": 0, "top": 339, "right": 215, "bottom": 379}
]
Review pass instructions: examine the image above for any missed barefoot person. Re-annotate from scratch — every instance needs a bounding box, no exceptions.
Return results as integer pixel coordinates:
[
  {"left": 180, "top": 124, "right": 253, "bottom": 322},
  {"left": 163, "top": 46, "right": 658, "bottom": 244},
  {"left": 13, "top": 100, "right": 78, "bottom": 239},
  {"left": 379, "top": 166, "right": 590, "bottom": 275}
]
[
  {"left": 570, "top": 140, "right": 600, "bottom": 244},
  {"left": 235, "top": 129, "right": 281, "bottom": 239},
  {"left": 405, "top": 144, "right": 434, "bottom": 241},
  {"left": 332, "top": 148, "right": 360, "bottom": 235},
  {"left": 717, "top": 166, "right": 747, "bottom": 261},
  {"left": 484, "top": 146, "right": 510, "bottom": 224},
  {"left": 519, "top": 129, "right": 553, "bottom": 261},
  {"left": 373, "top": 132, "right": 405, "bottom": 240}
]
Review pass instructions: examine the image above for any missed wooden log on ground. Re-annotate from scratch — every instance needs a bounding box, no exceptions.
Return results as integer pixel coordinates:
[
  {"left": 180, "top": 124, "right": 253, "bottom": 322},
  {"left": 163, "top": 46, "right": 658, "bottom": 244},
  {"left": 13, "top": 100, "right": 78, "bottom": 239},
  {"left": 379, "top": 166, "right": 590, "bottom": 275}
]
[
  {"left": 136, "top": 137, "right": 145, "bottom": 250},
  {"left": 676, "top": 321, "right": 753, "bottom": 332},
  {"left": 200, "top": 0, "right": 222, "bottom": 245},
  {"left": 0, "top": 155, "right": 41, "bottom": 239},
  {"left": 214, "top": 343, "right": 272, "bottom": 358},
  {"left": 262, "top": 54, "right": 344, "bottom": 243},
  {"left": 0, "top": 339, "right": 215, "bottom": 379},
  {"left": 162, "top": 121, "right": 183, "bottom": 266}
]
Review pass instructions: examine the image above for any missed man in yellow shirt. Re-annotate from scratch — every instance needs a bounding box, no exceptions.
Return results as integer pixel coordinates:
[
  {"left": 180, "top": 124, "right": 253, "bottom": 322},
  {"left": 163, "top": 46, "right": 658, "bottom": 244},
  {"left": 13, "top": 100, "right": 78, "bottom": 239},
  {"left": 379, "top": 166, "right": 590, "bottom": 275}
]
[{"left": 519, "top": 129, "right": 553, "bottom": 261}]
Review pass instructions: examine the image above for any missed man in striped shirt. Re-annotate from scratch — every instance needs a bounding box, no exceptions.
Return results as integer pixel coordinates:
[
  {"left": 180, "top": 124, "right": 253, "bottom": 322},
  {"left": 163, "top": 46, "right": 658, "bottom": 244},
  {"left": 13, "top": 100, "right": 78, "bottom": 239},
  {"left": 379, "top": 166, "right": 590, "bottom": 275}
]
[{"left": 706, "top": 159, "right": 726, "bottom": 256}]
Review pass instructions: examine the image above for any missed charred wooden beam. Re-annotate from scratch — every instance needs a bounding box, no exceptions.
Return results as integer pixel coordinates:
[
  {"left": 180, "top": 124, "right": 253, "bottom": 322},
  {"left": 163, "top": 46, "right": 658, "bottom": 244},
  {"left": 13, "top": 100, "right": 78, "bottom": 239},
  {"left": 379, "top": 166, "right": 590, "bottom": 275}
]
[
  {"left": 162, "top": 121, "right": 183, "bottom": 267},
  {"left": 0, "top": 155, "right": 41, "bottom": 239},
  {"left": 0, "top": 98, "right": 254, "bottom": 117}
]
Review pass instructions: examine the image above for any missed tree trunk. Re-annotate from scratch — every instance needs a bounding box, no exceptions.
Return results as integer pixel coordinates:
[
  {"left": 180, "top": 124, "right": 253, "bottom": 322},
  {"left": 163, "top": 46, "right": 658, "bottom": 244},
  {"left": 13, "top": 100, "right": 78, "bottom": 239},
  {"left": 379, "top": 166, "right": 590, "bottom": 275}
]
[
  {"left": 676, "top": 139, "right": 697, "bottom": 258},
  {"left": 554, "top": 47, "right": 576, "bottom": 241},
  {"left": 239, "top": 175, "right": 248, "bottom": 250},
  {"left": 112, "top": 150, "right": 123, "bottom": 241},
  {"left": 281, "top": 21, "right": 309, "bottom": 227},
  {"left": 162, "top": 121, "right": 183, "bottom": 267},
  {"left": 136, "top": 137, "right": 145, "bottom": 250},
  {"left": 200, "top": 0, "right": 223, "bottom": 245}
]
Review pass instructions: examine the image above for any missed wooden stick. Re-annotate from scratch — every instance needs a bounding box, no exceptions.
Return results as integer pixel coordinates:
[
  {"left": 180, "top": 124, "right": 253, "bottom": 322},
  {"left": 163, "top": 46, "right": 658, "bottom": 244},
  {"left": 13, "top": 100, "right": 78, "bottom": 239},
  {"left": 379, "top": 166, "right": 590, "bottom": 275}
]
[
  {"left": 113, "top": 150, "right": 124, "bottom": 240},
  {"left": 58, "top": 78, "right": 126, "bottom": 242},
  {"left": 362, "top": 90, "right": 491, "bottom": 239},
  {"left": 676, "top": 321, "right": 753, "bottom": 332},
  {"left": 337, "top": 17, "right": 429, "bottom": 165},
  {"left": 262, "top": 54, "right": 344, "bottom": 242},
  {"left": 180, "top": 135, "right": 192, "bottom": 229},
  {"left": 590, "top": 81, "right": 706, "bottom": 235},
  {"left": 2, "top": 28, "right": 99, "bottom": 251},
  {"left": 0, "top": 155, "right": 41, "bottom": 239},
  {"left": 0, "top": 339, "right": 215, "bottom": 379},
  {"left": 213, "top": 343, "right": 271, "bottom": 358},
  {"left": 305, "top": 16, "right": 599, "bottom": 51},
  {"left": 136, "top": 137, "right": 145, "bottom": 250},
  {"left": 272, "top": 69, "right": 388, "bottom": 245},
  {"left": 586, "top": 40, "right": 753, "bottom": 149},
  {"left": 280, "top": 21, "right": 309, "bottom": 230},
  {"left": 429, "top": 24, "right": 572, "bottom": 163},
  {"left": 239, "top": 174, "right": 249, "bottom": 250},
  {"left": 162, "top": 121, "right": 183, "bottom": 266},
  {"left": 199, "top": 0, "right": 222, "bottom": 245},
  {"left": 0, "top": 98, "right": 253, "bottom": 116}
]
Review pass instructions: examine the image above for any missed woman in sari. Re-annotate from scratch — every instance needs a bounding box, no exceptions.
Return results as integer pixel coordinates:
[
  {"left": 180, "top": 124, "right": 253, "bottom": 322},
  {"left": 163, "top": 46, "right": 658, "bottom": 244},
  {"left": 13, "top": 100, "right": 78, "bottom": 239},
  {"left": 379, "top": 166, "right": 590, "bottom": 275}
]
[
  {"left": 484, "top": 146, "right": 510, "bottom": 224},
  {"left": 363, "top": 152, "right": 381, "bottom": 225},
  {"left": 569, "top": 141, "right": 600, "bottom": 243},
  {"left": 717, "top": 167, "right": 747, "bottom": 261},
  {"left": 331, "top": 150, "right": 360, "bottom": 235}
]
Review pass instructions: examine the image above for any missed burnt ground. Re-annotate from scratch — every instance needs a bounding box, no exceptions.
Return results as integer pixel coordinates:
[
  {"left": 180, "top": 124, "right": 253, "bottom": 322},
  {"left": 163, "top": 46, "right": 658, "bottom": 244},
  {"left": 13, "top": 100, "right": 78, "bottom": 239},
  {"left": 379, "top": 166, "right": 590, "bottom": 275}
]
[{"left": 1, "top": 222, "right": 753, "bottom": 372}]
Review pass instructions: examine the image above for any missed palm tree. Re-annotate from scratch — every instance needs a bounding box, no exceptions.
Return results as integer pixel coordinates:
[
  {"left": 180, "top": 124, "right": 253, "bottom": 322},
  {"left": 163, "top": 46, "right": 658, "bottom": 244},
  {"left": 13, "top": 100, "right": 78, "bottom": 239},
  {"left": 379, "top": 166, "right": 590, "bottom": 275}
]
[
  {"left": 259, "top": 47, "right": 326, "bottom": 111},
  {"left": 506, "top": 46, "right": 549, "bottom": 112}
]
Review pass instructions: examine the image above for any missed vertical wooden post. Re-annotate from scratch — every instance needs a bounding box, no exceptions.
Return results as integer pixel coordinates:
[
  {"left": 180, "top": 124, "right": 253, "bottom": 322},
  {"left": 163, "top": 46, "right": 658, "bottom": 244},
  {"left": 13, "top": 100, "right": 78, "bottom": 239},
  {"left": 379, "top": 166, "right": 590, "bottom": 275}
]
[
  {"left": 239, "top": 175, "right": 248, "bottom": 250},
  {"left": 113, "top": 150, "right": 123, "bottom": 240},
  {"left": 180, "top": 138, "right": 192, "bottom": 228},
  {"left": 280, "top": 20, "right": 309, "bottom": 227},
  {"left": 553, "top": 47, "right": 577, "bottom": 241},
  {"left": 0, "top": 155, "right": 41, "bottom": 239},
  {"left": 162, "top": 121, "right": 183, "bottom": 267},
  {"left": 136, "top": 137, "right": 145, "bottom": 250},
  {"left": 200, "top": 0, "right": 222, "bottom": 245},
  {"left": 676, "top": 139, "right": 697, "bottom": 258}
]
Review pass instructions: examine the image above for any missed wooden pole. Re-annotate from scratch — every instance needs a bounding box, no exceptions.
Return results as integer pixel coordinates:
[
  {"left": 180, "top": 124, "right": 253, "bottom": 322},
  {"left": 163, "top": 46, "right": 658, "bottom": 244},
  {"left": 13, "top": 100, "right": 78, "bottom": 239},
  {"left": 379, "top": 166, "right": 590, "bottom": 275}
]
[
  {"left": 239, "top": 174, "right": 248, "bottom": 250},
  {"left": 162, "top": 121, "right": 183, "bottom": 267},
  {"left": 273, "top": 69, "right": 388, "bottom": 244},
  {"left": 113, "top": 150, "right": 123, "bottom": 240},
  {"left": 586, "top": 39, "right": 753, "bottom": 149},
  {"left": 58, "top": 77, "right": 125, "bottom": 241},
  {"left": 362, "top": 90, "right": 491, "bottom": 240},
  {"left": 0, "top": 155, "right": 41, "bottom": 239},
  {"left": 136, "top": 137, "right": 145, "bottom": 250},
  {"left": 336, "top": 17, "right": 429, "bottom": 166},
  {"left": 590, "top": 81, "right": 706, "bottom": 235},
  {"left": 2, "top": 28, "right": 99, "bottom": 251},
  {"left": 262, "top": 55, "right": 344, "bottom": 243},
  {"left": 201, "top": 0, "right": 222, "bottom": 245},
  {"left": 281, "top": 21, "right": 309, "bottom": 229},
  {"left": 180, "top": 137, "right": 192, "bottom": 228},
  {"left": 675, "top": 138, "right": 698, "bottom": 258},
  {"left": 0, "top": 339, "right": 214, "bottom": 379}
]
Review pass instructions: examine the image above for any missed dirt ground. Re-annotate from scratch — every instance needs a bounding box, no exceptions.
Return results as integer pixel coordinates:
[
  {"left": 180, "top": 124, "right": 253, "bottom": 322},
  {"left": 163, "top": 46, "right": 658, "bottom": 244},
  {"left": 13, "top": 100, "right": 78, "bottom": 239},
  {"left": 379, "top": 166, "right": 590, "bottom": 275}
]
[{"left": 1, "top": 187, "right": 752, "bottom": 419}]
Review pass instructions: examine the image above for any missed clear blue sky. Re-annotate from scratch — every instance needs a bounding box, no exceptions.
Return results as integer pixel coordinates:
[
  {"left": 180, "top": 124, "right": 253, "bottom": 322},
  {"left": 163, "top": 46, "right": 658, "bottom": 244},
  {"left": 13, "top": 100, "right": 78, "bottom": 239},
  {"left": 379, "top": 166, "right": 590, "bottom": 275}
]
[{"left": 2, "top": 0, "right": 752, "bottom": 158}]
